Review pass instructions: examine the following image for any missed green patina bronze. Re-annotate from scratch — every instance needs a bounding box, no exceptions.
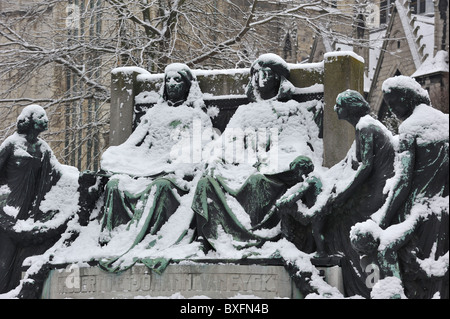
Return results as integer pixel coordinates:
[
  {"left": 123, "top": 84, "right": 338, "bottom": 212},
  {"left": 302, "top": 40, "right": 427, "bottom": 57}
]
[
  {"left": 5, "top": 55, "right": 447, "bottom": 300},
  {"left": 289, "top": 90, "right": 398, "bottom": 298},
  {"left": 192, "top": 156, "right": 319, "bottom": 252},
  {"left": 0, "top": 105, "right": 68, "bottom": 295}
]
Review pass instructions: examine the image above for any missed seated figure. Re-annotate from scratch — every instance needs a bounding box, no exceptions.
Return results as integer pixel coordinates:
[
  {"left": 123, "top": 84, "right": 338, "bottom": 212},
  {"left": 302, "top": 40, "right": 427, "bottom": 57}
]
[
  {"left": 191, "top": 54, "right": 323, "bottom": 251},
  {"left": 273, "top": 156, "right": 322, "bottom": 253},
  {"left": 0, "top": 105, "right": 79, "bottom": 294},
  {"left": 98, "top": 64, "right": 215, "bottom": 267},
  {"left": 351, "top": 76, "right": 449, "bottom": 299}
]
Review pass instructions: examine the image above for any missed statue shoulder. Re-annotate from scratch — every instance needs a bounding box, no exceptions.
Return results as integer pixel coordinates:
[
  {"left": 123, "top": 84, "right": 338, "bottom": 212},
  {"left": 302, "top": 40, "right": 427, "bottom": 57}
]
[
  {"left": 0, "top": 137, "right": 14, "bottom": 154},
  {"left": 36, "top": 138, "right": 53, "bottom": 153},
  {"left": 1, "top": 133, "right": 24, "bottom": 155}
]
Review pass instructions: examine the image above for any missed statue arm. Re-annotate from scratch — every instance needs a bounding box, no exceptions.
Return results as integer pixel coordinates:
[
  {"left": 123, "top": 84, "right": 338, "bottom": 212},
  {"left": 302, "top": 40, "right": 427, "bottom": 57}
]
[
  {"left": 286, "top": 177, "right": 321, "bottom": 205},
  {"left": 276, "top": 177, "right": 322, "bottom": 225},
  {"left": 283, "top": 183, "right": 313, "bottom": 206},
  {"left": 379, "top": 134, "right": 415, "bottom": 229},
  {"left": 377, "top": 210, "right": 420, "bottom": 278}
]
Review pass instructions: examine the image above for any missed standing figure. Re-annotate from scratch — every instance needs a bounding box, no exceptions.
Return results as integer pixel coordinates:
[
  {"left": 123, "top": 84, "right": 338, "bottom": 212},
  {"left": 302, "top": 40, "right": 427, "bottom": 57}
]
[
  {"left": 289, "top": 90, "right": 396, "bottom": 298},
  {"left": 0, "top": 105, "right": 72, "bottom": 294}
]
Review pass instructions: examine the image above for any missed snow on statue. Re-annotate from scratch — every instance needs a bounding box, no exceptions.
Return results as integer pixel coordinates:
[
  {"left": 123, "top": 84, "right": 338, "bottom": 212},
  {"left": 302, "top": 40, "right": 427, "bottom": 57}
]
[
  {"left": 191, "top": 54, "right": 323, "bottom": 253},
  {"left": 12, "top": 58, "right": 447, "bottom": 300},
  {"left": 35, "top": 60, "right": 329, "bottom": 296},
  {"left": 97, "top": 63, "right": 217, "bottom": 272},
  {"left": 0, "top": 104, "right": 79, "bottom": 296},
  {"left": 275, "top": 89, "right": 398, "bottom": 298},
  {"left": 351, "top": 75, "right": 449, "bottom": 299}
]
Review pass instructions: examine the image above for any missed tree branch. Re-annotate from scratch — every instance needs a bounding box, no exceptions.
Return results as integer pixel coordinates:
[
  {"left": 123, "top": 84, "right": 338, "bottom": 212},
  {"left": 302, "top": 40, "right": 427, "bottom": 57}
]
[{"left": 186, "top": 0, "right": 259, "bottom": 66}]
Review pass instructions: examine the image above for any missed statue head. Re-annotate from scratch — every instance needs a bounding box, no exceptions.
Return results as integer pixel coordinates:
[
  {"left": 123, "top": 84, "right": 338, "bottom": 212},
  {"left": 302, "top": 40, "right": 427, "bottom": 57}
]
[
  {"left": 17, "top": 104, "right": 49, "bottom": 135},
  {"left": 351, "top": 231, "right": 380, "bottom": 256},
  {"left": 162, "top": 63, "right": 195, "bottom": 107},
  {"left": 382, "top": 75, "right": 430, "bottom": 121},
  {"left": 350, "top": 220, "right": 381, "bottom": 256},
  {"left": 289, "top": 156, "right": 314, "bottom": 183},
  {"left": 334, "top": 90, "right": 370, "bottom": 126},
  {"left": 246, "top": 54, "right": 292, "bottom": 102}
]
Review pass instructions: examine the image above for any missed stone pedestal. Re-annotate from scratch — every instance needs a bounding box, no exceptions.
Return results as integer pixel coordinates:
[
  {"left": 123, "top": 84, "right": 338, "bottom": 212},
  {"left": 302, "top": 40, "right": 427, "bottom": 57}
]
[
  {"left": 41, "top": 264, "right": 300, "bottom": 299},
  {"left": 40, "top": 263, "right": 343, "bottom": 299},
  {"left": 316, "top": 266, "right": 344, "bottom": 294}
]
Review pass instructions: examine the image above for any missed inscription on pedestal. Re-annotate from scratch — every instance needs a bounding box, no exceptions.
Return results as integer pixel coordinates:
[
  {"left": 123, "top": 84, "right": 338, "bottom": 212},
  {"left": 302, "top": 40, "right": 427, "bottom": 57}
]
[{"left": 42, "top": 264, "right": 301, "bottom": 299}]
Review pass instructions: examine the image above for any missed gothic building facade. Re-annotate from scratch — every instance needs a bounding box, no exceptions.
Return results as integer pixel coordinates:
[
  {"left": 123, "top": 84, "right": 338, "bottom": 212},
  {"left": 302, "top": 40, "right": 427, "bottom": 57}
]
[{"left": 310, "top": 0, "right": 449, "bottom": 124}]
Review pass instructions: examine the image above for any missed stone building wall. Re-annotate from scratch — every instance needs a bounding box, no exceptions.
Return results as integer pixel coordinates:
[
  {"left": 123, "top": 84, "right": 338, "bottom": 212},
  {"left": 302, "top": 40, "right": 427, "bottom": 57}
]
[
  {"left": 368, "top": 8, "right": 420, "bottom": 116},
  {"left": 0, "top": 0, "right": 112, "bottom": 171},
  {"left": 368, "top": 0, "right": 449, "bottom": 118},
  {"left": 416, "top": 72, "right": 449, "bottom": 114}
]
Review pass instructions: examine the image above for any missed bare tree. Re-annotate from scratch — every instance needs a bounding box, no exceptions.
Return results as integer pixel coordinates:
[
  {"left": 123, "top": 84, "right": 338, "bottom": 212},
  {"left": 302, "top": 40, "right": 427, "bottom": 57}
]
[{"left": 0, "top": 0, "right": 364, "bottom": 170}]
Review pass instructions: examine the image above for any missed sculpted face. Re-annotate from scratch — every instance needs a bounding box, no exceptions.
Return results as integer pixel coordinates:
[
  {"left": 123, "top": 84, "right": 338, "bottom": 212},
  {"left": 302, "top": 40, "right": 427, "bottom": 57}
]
[
  {"left": 165, "top": 71, "right": 189, "bottom": 106},
  {"left": 255, "top": 67, "right": 281, "bottom": 100},
  {"left": 334, "top": 90, "right": 370, "bottom": 127},
  {"left": 17, "top": 104, "right": 49, "bottom": 135},
  {"left": 289, "top": 157, "right": 314, "bottom": 183},
  {"left": 33, "top": 112, "right": 49, "bottom": 133},
  {"left": 334, "top": 100, "right": 348, "bottom": 121},
  {"left": 383, "top": 89, "right": 414, "bottom": 121}
]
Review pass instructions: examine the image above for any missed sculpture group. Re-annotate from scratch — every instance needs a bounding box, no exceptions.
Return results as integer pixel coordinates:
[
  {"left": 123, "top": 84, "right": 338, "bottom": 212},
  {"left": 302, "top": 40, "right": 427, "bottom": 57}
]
[{"left": 0, "top": 54, "right": 448, "bottom": 299}]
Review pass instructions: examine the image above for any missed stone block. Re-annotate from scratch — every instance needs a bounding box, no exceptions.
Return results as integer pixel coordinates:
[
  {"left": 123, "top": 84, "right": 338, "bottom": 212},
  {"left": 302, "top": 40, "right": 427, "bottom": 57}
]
[
  {"left": 41, "top": 264, "right": 303, "bottom": 299},
  {"left": 289, "top": 63, "right": 324, "bottom": 88},
  {"left": 316, "top": 265, "right": 344, "bottom": 294},
  {"left": 323, "top": 52, "right": 365, "bottom": 167},
  {"left": 109, "top": 69, "right": 140, "bottom": 146}
]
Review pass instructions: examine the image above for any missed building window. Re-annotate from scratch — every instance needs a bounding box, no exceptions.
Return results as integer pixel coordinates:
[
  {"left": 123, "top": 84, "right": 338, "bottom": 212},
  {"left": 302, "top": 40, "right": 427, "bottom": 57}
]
[
  {"left": 390, "top": 31, "right": 402, "bottom": 51},
  {"left": 419, "top": 0, "right": 426, "bottom": 13},
  {"left": 411, "top": 0, "right": 418, "bottom": 13},
  {"left": 410, "top": 0, "right": 434, "bottom": 15}
]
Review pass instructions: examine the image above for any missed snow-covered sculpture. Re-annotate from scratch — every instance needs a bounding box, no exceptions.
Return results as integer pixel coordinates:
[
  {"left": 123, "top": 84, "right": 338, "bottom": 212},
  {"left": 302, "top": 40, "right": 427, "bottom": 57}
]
[
  {"left": 281, "top": 90, "right": 397, "bottom": 298},
  {"left": 191, "top": 54, "right": 323, "bottom": 252},
  {"left": 0, "top": 105, "right": 79, "bottom": 294},
  {"left": 351, "top": 76, "right": 449, "bottom": 299},
  {"left": 273, "top": 156, "right": 322, "bottom": 253},
  {"left": 98, "top": 63, "right": 215, "bottom": 271},
  {"left": 245, "top": 53, "right": 294, "bottom": 102}
]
